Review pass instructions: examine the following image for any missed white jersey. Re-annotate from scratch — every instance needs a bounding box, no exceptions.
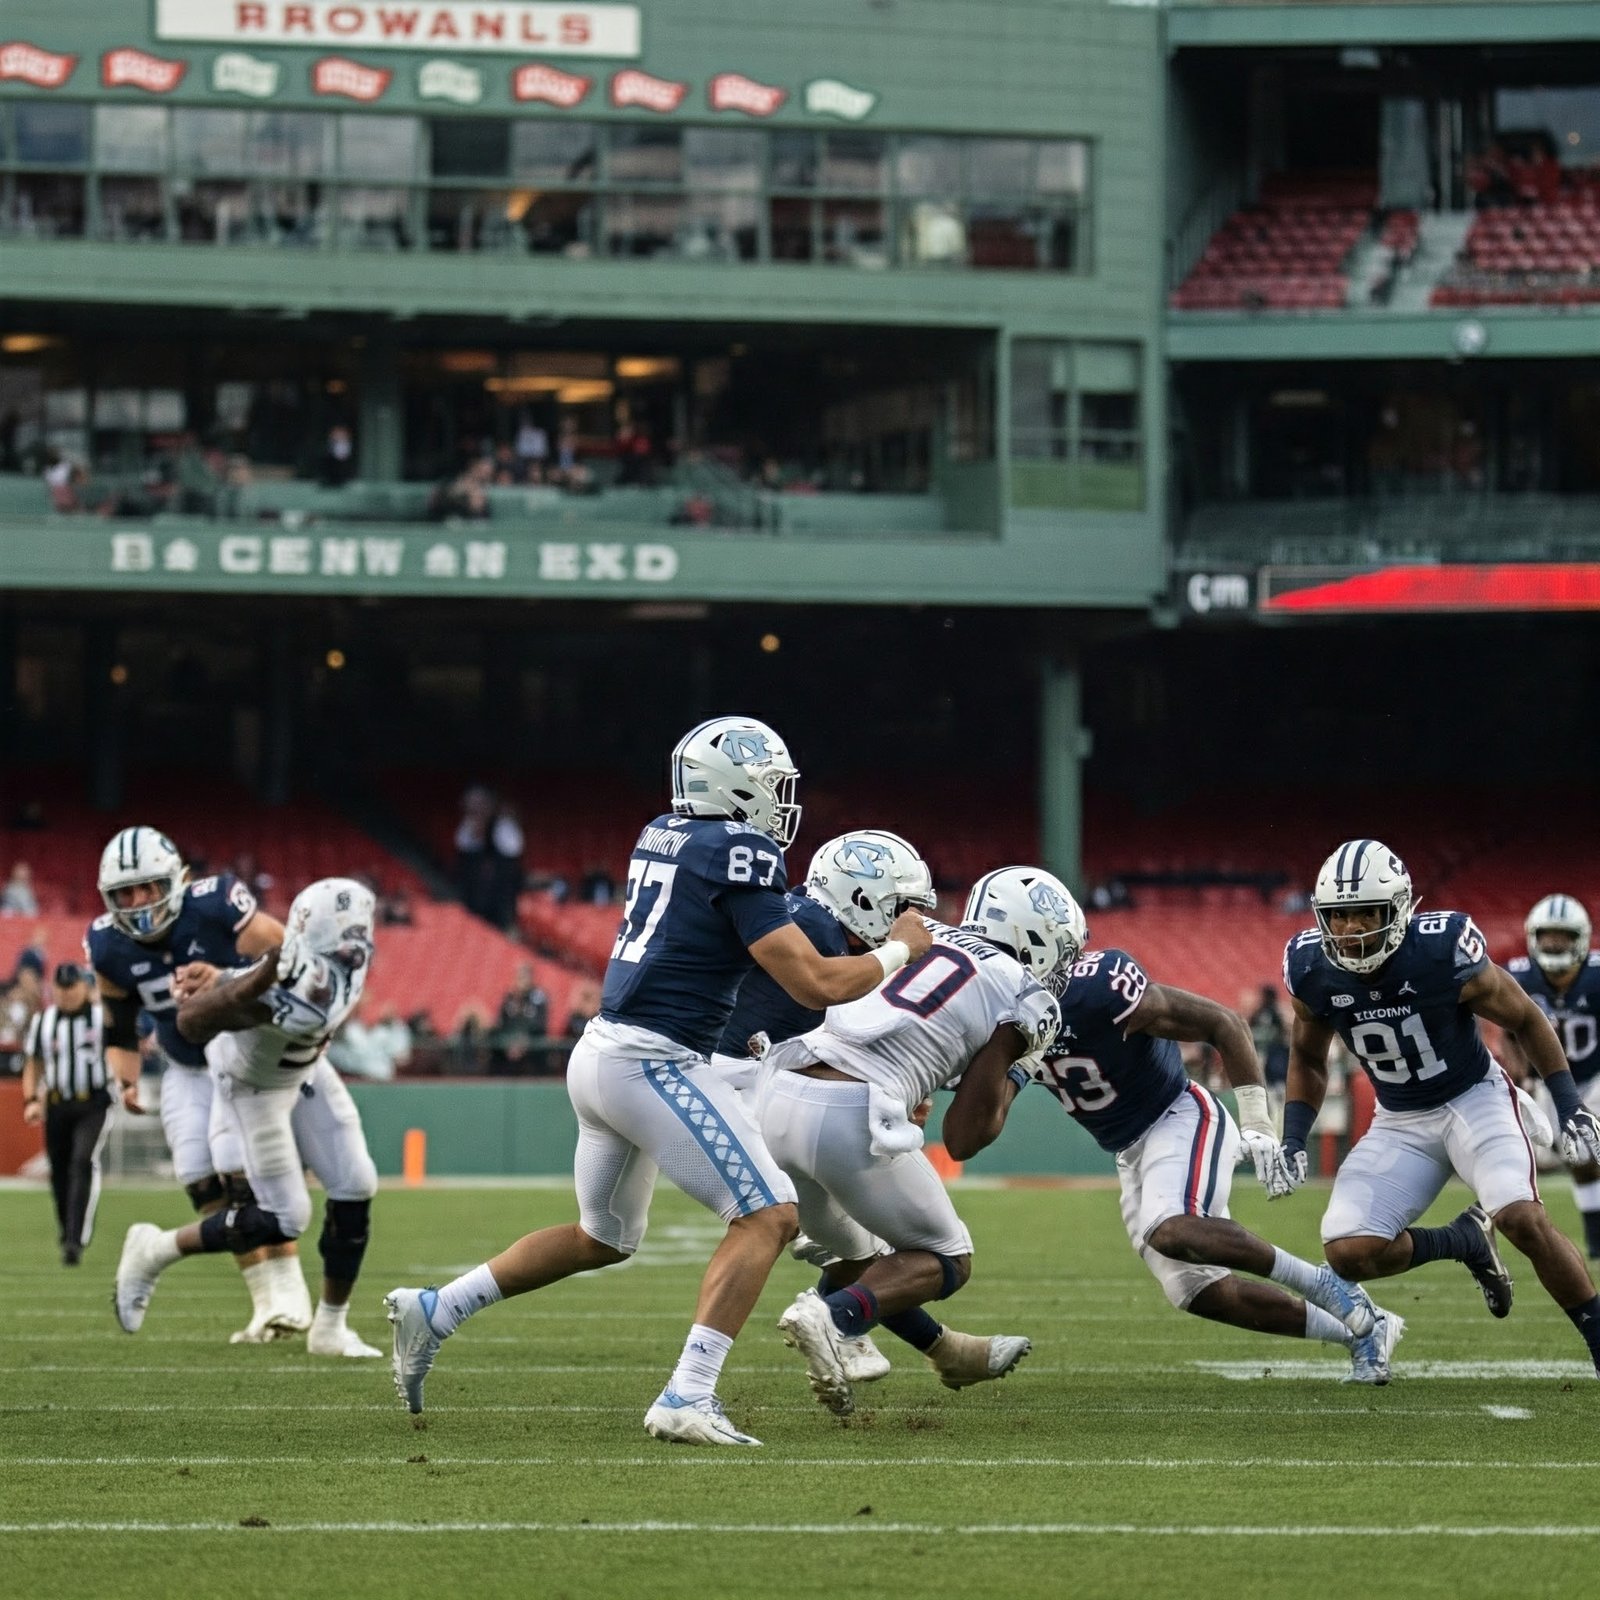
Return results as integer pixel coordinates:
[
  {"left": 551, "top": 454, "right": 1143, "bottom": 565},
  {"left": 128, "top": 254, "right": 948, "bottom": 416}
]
[
  {"left": 207, "top": 954, "right": 365, "bottom": 1091},
  {"left": 772, "top": 922, "right": 1059, "bottom": 1112}
]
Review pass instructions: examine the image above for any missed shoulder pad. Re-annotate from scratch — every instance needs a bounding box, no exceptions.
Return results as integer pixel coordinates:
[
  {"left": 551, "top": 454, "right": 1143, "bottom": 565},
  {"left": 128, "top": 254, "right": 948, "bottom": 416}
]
[
  {"left": 1588, "top": 954, "right": 1600, "bottom": 969},
  {"left": 89, "top": 912, "right": 115, "bottom": 934},
  {"left": 189, "top": 875, "right": 220, "bottom": 897}
]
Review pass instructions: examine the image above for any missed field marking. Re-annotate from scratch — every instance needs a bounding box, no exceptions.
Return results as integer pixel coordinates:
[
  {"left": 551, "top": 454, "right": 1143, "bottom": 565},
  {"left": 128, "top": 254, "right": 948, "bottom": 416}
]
[
  {"left": 7, "top": 1454, "right": 1600, "bottom": 1471},
  {"left": 1483, "top": 1405, "right": 1534, "bottom": 1419},
  {"left": 1196, "top": 1359, "right": 1597, "bottom": 1382},
  {"left": 5, "top": 1520, "right": 1600, "bottom": 1538}
]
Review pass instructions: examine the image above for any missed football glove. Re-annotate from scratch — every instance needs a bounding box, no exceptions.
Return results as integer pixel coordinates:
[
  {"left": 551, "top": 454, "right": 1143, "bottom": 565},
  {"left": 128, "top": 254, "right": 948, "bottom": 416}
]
[
  {"left": 1560, "top": 1106, "right": 1600, "bottom": 1167},
  {"left": 1273, "top": 1137, "right": 1310, "bottom": 1198},
  {"left": 1238, "top": 1128, "right": 1297, "bottom": 1199}
]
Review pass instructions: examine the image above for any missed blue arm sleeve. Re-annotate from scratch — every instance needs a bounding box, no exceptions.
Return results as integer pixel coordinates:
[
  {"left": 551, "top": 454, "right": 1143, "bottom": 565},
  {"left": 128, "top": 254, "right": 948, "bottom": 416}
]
[{"left": 1283, "top": 1100, "right": 1318, "bottom": 1147}]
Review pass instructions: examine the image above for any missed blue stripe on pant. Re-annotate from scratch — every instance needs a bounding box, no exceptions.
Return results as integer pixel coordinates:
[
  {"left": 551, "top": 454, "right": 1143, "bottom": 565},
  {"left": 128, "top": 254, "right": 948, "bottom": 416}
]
[{"left": 642, "top": 1060, "right": 778, "bottom": 1216}]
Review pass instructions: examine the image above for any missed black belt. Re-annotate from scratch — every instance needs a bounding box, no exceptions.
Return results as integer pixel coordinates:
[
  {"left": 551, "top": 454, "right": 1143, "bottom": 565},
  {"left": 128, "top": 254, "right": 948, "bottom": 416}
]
[{"left": 47, "top": 1088, "right": 110, "bottom": 1106}]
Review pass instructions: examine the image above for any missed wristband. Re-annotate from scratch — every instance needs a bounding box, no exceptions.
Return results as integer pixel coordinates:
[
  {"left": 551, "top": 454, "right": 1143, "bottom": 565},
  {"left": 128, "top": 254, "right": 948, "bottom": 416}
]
[
  {"left": 1233, "top": 1083, "right": 1274, "bottom": 1138},
  {"left": 1005, "top": 1063, "right": 1031, "bottom": 1094},
  {"left": 871, "top": 940, "right": 911, "bottom": 980},
  {"left": 1282, "top": 1099, "right": 1318, "bottom": 1148},
  {"left": 1545, "top": 1069, "right": 1585, "bottom": 1124}
]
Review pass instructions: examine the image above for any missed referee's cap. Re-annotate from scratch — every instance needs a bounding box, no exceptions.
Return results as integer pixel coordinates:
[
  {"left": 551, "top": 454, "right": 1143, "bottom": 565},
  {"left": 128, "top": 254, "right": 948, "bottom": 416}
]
[{"left": 53, "top": 960, "right": 87, "bottom": 987}]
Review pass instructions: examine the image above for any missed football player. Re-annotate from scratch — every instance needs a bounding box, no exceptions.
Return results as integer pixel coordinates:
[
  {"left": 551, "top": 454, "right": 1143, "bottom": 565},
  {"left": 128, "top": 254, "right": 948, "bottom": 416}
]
[
  {"left": 87, "top": 826, "right": 309, "bottom": 1342},
  {"left": 113, "top": 878, "right": 383, "bottom": 1358},
  {"left": 1504, "top": 896, "right": 1600, "bottom": 1258},
  {"left": 958, "top": 876, "right": 1398, "bottom": 1382},
  {"left": 719, "top": 830, "right": 1032, "bottom": 1393},
  {"left": 1279, "top": 841, "right": 1600, "bottom": 1375},
  {"left": 384, "top": 717, "right": 933, "bottom": 1446},
  {"left": 760, "top": 866, "right": 1064, "bottom": 1418}
]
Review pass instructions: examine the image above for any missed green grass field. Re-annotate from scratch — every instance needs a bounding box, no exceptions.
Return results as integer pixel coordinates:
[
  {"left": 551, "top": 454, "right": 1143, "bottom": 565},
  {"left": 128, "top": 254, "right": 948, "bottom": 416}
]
[{"left": 5, "top": 1179, "right": 1599, "bottom": 1600}]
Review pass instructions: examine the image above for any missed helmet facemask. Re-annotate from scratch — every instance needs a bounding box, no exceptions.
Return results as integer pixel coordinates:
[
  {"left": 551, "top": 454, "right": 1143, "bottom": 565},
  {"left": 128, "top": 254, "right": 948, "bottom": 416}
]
[
  {"left": 1526, "top": 894, "right": 1591, "bottom": 979},
  {"left": 1314, "top": 895, "right": 1412, "bottom": 975}
]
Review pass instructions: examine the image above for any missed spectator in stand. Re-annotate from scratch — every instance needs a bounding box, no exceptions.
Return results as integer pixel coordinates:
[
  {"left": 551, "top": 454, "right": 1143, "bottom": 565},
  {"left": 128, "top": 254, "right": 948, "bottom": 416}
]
[
  {"left": 554, "top": 416, "right": 580, "bottom": 484},
  {"left": 455, "top": 785, "right": 495, "bottom": 920},
  {"left": 318, "top": 424, "right": 356, "bottom": 488},
  {"left": 44, "top": 453, "right": 88, "bottom": 514},
  {"left": 0, "top": 951, "right": 44, "bottom": 1076},
  {"left": 563, "top": 978, "right": 600, "bottom": 1042},
  {"left": 578, "top": 864, "right": 617, "bottom": 907},
  {"left": 489, "top": 801, "right": 526, "bottom": 931},
  {"left": 379, "top": 885, "right": 416, "bottom": 927},
  {"left": 1248, "top": 983, "right": 1291, "bottom": 1110},
  {"left": 1, "top": 863, "right": 39, "bottom": 916},
  {"left": 451, "top": 1002, "right": 494, "bottom": 1074},
  {"left": 493, "top": 963, "right": 550, "bottom": 1076},
  {"left": 428, "top": 457, "right": 493, "bottom": 521},
  {"left": 515, "top": 416, "right": 549, "bottom": 482},
  {"left": 370, "top": 1005, "right": 413, "bottom": 1075}
]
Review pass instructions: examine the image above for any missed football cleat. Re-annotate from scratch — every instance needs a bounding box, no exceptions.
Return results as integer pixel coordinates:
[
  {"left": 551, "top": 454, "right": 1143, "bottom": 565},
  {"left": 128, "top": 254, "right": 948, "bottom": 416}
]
[
  {"left": 776, "top": 1289, "right": 854, "bottom": 1415},
  {"left": 644, "top": 1390, "right": 762, "bottom": 1447},
  {"left": 788, "top": 1234, "right": 838, "bottom": 1270},
  {"left": 384, "top": 1287, "right": 447, "bottom": 1412},
  {"left": 308, "top": 1317, "right": 384, "bottom": 1358},
  {"left": 839, "top": 1333, "right": 891, "bottom": 1384},
  {"left": 1307, "top": 1266, "right": 1378, "bottom": 1338},
  {"left": 1458, "top": 1204, "right": 1514, "bottom": 1319},
  {"left": 1345, "top": 1308, "right": 1405, "bottom": 1386},
  {"left": 926, "top": 1329, "right": 1033, "bottom": 1390},
  {"left": 229, "top": 1315, "right": 299, "bottom": 1345},
  {"left": 113, "top": 1222, "right": 168, "bottom": 1334}
]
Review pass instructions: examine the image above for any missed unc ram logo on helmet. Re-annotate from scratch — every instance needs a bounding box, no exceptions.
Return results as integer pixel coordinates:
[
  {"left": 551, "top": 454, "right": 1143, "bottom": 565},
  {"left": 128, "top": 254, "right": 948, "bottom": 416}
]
[{"left": 670, "top": 716, "right": 801, "bottom": 848}]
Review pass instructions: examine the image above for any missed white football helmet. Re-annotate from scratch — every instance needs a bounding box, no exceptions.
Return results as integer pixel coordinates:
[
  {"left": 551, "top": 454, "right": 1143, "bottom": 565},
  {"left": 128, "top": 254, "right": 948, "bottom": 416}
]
[
  {"left": 1312, "top": 839, "right": 1414, "bottom": 975},
  {"left": 961, "top": 866, "right": 1088, "bottom": 993},
  {"left": 98, "top": 826, "right": 188, "bottom": 942},
  {"left": 1526, "top": 893, "right": 1591, "bottom": 979},
  {"left": 670, "top": 715, "right": 801, "bottom": 848},
  {"left": 275, "top": 878, "right": 376, "bottom": 1035},
  {"left": 806, "top": 829, "right": 936, "bottom": 948}
]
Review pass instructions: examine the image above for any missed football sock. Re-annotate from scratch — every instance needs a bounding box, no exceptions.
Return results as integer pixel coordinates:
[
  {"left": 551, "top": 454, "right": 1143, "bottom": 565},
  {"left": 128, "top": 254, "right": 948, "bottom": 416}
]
[
  {"left": 312, "top": 1299, "right": 348, "bottom": 1330},
  {"left": 241, "top": 1259, "right": 274, "bottom": 1316},
  {"left": 1563, "top": 1295, "right": 1600, "bottom": 1366},
  {"left": 1573, "top": 1183, "right": 1600, "bottom": 1257},
  {"left": 824, "top": 1284, "right": 879, "bottom": 1338},
  {"left": 1267, "top": 1248, "right": 1324, "bottom": 1300},
  {"left": 668, "top": 1324, "right": 733, "bottom": 1403},
  {"left": 1303, "top": 1304, "right": 1352, "bottom": 1346},
  {"left": 432, "top": 1263, "right": 503, "bottom": 1334},
  {"left": 1407, "top": 1215, "right": 1480, "bottom": 1267},
  {"left": 878, "top": 1307, "right": 944, "bottom": 1352},
  {"left": 1583, "top": 1212, "right": 1600, "bottom": 1260},
  {"left": 150, "top": 1229, "right": 183, "bottom": 1270}
]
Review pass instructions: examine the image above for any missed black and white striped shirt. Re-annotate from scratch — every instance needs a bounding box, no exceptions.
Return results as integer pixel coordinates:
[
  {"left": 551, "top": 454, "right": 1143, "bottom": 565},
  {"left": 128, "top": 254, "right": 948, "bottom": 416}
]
[{"left": 25, "top": 1004, "right": 106, "bottom": 1098}]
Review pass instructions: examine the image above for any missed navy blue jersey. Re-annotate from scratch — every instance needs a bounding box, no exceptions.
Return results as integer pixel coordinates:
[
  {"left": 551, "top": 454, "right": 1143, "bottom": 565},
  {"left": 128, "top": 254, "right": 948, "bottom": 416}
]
[
  {"left": 599, "top": 815, "right": 794, "bottom": 1057},
  {"left": 1509, "top": 952, "right": 1600, "bottom": 1085},
  {"left": 1036, "top": 948, "right": 1189, "bottom": 1152},
  {"left": 718, "top": 890, "right": 846, "bottom": 1057},
  {"left": 85, "top": 872, "right": 259, "bottom": 1068},
  {"left": 1283, "top": 910, "right": 1493, "bottom": 1112}
]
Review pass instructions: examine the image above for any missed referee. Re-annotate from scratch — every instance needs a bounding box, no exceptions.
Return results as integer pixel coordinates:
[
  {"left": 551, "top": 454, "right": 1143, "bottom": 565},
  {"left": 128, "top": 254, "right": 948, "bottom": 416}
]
[{"left": 21, "top": 963, "right": 125, "bottom": 1266}]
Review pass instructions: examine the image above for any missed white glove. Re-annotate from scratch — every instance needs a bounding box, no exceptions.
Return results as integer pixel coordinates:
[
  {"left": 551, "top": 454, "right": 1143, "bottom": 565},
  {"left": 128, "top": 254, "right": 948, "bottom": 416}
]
[
  {"left": 1561, "top": 1106, "right": 1600, "bottom": 1167},
  {"left": 1514, "top": 1084, "right": 1555, "bottom": 1151},
  {"left": 1239, "top": 1128, "right": 1297, "bottom": 1198},
  {"left": 868, "top": 1082, "right": 924, "bottom": 1158}
]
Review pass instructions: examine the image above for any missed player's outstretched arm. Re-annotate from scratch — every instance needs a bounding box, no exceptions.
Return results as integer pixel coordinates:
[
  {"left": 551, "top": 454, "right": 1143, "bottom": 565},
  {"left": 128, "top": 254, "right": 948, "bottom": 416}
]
[
  {"left": 95, "top": 970, "right": 147, "bottom": 1114},
  {"left": 942, "top": 1025, "right": 1031, "bottom": 1162},
  {"left": 748, "top": 909, "right": 933, "bottom": 1009},
  {"left": 1273, "top": 1000, "right": 1336, "bottom": 1195},
  {"left": 176, "top": 950, "right": 281, "bottom": 1046},
  {"left": 1464, "top": 964, "right": 1600, "bottom": 1163},
  {"left": 1127, "top": 983, "right": 1286, "bottom": 1189},
  {"left": 236, "top": 911, "right": 286, "bottom": 956}
]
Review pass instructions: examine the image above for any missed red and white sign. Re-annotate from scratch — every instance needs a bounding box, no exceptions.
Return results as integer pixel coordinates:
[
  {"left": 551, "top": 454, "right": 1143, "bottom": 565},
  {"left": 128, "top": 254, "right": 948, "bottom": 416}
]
[
  {"left": 512, "top": 61, "right": 589, "bottom": 106},
  {"left": 312, "top": 54, "right": 392, "bottom": 98},
  {"left": 708, "top": 72, "right": 785, "bottom": 118},
  {"left": 609, "top": 68, "right": 685, "bottom": 113},
  {"left": 0, "top": 41, "right": 77, "bottom": 87},
  {"left": 155, "top": 0, "right": 639, "bottom": 56},
  {"left": 102, "top": 48, "right": 189, "bottom": 93}
]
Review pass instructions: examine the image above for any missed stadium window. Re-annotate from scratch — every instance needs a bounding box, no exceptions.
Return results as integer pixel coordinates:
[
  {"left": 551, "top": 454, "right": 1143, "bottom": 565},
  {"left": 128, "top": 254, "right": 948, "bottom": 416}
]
[
  {"left": 335, "top": 186, "right": 412, "bottom": 250},
  {"left": 12, "top": 103, "right": 90, "bottom": 166},
  {"left": 520, "top": 190, "right": 595, "bottom": 256},
  {"left": 430, "top": 117, "right": 511, "bottom": 180},
  {"left": 338, "top": 115, "right": 421, "bottom": 183},
  {"left": 1009, "top": 339, "right": 1142, "bottom": 511},
  {"left": 172, "top": 110, "right": 248, "bottom": 175},
  {"left": 93, "top": 107, "right": 169, "bottom": 174},
  {"left": 770, "top": 130, "right": 819, "bottom": 189},
  {"left": 607, "top": 125, "right": 683, "bottom": 186},
  {"left": 820, "top": 197, "right": 889, "bottom": 267},
  {"left": 7, "top": 173, "right": 86, "bottom": 240},
  {"left": 246, "top": 113, "right": 334, "bottom": 179},
  {"left": 602, "top": 192, "right": 686, "bottom": 257},
  {"left": 426, "top": 186, "right": 531, "bottom": 252},
  {"left": 95, "top": 176, "right": 168, "bottom": 243},
  {"left": 171, "top": 178, "right": 251, "bottom": 245},
  {"left": 768, "top": 195, "right": 815, "bottom": 261},
  {"left": 818, "top": 131, "right": 887, "bottom": 193},
  {"left": 509, "top": 121, "right": 598, "bottom": 184},
  {"left": 683, "top": 127, "right": 762, "bottom": 192},
  {"left": 682, "top": 192, "right": 761, "bottom": 261},
  {"left": 896, "top": 135, "right": 962, "bottom": 196}
]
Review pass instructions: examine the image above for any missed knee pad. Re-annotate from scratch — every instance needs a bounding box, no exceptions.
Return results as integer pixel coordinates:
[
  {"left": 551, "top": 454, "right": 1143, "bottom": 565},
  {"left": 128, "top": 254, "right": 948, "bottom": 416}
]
[
  {"left": 319, "top": 1198, "right": 372, "bottom": 1283},
  {"left": 223, "top": 1173, "right": 258, "bottom": 1208},
  {"left": 198, "top": 1202, "right": 295, "bottom": 1256},
  {"left": 184, "top": 1174, "right": 225, "bottom": 1213},
  {"left": 930, "top": 1252, "right": 965, "bottom": 1301}
]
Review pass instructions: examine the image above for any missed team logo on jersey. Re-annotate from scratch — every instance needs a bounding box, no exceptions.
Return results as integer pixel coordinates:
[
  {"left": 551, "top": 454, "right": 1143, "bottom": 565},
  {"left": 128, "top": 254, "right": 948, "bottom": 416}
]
[
  {"left": 835, "top": 840, "right": 891, "bottom": 881},
  {"left": 1029, "top": 883, "right": 1075, "bottom": 921},
  {"left": 1399, "top": 981, "right": 1416, "bottom": 995},
  {"left": 1369, "top": 990, "right": 1382, "bottom": 1001},
  {"left": 1332, "top": 993, "right": 1354, "bottom": 1006},
  {"left": 718, "top": 730, "right": 773, "bottom": 765},
  {"left": 131, "top": 962, "right": 151, "bottom": 976}
]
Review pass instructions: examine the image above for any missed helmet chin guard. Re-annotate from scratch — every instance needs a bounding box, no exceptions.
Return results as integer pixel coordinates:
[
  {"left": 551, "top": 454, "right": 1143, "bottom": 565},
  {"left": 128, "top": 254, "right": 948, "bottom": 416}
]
[{"left": 1312, "top": 840, "right": 1414, "bottom": 975}]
